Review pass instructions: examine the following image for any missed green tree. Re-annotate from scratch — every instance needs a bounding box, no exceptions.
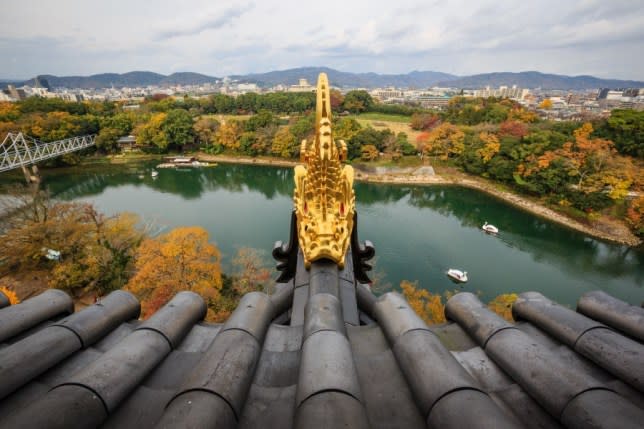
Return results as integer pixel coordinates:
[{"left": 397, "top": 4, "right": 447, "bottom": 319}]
[
  {"left": 289, "top": 113, "right": 315, "bottom": 143},
  {"left": 135, "top": 113, "right": 168, "bottom": 150},
  {"left": 95, "top": 127, "right": 122, "bottom": 152},
  {"left": 342, "top": 90, "right": 373, "bottom": 113},
  {"left": 334, "top": 117, "right": 362, "bottom": 142},
  {"left": 193, "top": 117, "right": 220, "bottom": 146},
  {"left": 597, "top": 109, "right": 644, "bottom": 157},
  {"left": 272, "top": 126, "right": 296, "bottom": 158},
  {"left": 163, "top": 109, "right": 194, "bottom": 148},
  {"left": 244, "top": 110, "right": 276, "bottom": 132},
  {"left": 397, "top": 132, "right": 417, "bottom": 155}
]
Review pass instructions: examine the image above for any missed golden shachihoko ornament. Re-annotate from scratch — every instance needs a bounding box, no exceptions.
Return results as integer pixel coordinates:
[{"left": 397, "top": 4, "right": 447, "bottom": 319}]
[{"left": 293, "top": 73, "right": 355, "bottom": 268}]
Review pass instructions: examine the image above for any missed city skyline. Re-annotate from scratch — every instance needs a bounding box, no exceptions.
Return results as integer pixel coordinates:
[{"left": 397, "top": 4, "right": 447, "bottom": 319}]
[{"left": 1, "top": 0, "right": 643, "bottom": 80}]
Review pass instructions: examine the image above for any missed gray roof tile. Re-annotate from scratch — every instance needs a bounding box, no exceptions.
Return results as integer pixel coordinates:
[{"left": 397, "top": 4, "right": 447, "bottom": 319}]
[
  {"left": 577, "top": 290, "right": 644, "bottom": 342},
  {"left": 1, "top": 250, "right": 643, "bottom": 429},
  {"left": 0, "top": 288, "right": 73, "bottom": 343}
]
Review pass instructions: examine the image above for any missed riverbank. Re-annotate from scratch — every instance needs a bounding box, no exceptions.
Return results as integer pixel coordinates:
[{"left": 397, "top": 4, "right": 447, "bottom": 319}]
[
  {"left": 197, "top": 153, "right": 298, "bottom": 168},
  {"left": 195, "top": 152, "right": 642, "bottom": 247}
]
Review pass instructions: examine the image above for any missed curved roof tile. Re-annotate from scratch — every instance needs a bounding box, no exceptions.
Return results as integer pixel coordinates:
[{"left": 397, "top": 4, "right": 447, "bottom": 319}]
[{"left": 0, "top": 252, "right": 642, "bottom": 428}]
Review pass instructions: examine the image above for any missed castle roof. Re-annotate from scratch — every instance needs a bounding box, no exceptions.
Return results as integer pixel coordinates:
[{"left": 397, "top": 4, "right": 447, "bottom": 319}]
[{"left": 0, "top": 253, "right": 643, "bottom": 429}]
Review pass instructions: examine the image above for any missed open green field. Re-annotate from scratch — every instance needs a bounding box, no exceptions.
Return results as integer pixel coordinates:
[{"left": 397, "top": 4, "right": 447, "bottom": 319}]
[{"left": 350, "top": 112, "right": 412, "bottom": 123}]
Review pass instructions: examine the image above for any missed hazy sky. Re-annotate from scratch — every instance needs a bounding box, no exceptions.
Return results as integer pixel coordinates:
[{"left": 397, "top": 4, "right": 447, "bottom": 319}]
[{"left": 1, "top": 0, "right": 643, "bottom": 79}]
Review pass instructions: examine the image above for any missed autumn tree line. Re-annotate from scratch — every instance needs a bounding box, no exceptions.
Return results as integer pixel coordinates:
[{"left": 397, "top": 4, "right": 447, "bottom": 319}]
[
  {"left": 0, "top": 92, "right": 642, "bottom": 237},
  {"left": 0, "top": 191, "right": 273, "bottom": 321},
  {"left": 409, "top": 98, "right": 643, "bottom": 236}
]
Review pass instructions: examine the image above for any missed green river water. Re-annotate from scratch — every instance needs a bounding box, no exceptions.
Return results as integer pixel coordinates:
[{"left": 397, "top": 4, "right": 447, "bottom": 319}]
[{"left": 3, "top": 160, "right": 642, "bottom": 306}]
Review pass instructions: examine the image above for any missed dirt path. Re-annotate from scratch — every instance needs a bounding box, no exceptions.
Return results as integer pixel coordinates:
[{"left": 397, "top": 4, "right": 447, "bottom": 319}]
[{"left": 197, "top": 153, "right": 298, "bottom": 168}]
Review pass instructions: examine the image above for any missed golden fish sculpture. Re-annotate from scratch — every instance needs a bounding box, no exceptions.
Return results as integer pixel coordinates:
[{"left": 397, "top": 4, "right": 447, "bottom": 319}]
[{"left": 293, "top": 73, "right": 355, "bottom": 268}]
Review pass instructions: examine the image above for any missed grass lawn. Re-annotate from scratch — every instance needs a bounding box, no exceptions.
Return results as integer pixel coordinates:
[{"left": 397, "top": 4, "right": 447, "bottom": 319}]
[{"left": 351, "top": 112, "right": 412, "bottom": 123}]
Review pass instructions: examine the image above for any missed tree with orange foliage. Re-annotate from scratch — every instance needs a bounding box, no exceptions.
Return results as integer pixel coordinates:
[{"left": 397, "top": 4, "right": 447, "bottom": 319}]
[
  {"left": 531, "top": 123, "right": 633, "bottom": 197},
  {"left": 330, "top": 89, "right": 344, "bottom": 111},
  {"left": 0, "top": 286, "right": 20, "bottom": 305},
  {"left": 487, "top": 293, "right": 518, "bottom": 321},
  {"left": 477, "top": 131, "right": 501, "bottom": 163},
  {"left": 410, "top": 113, "right": 441, "bottom": 131},
  {"left": 401, "top": 281, "right": 520, "bottom": 324},
  {"left": 420, "top": 122, "right": 465, "bottom": 161},
  {"left": 539, "top": 99, "right": 553, "bottom": 110},
  {"left": 626, "top": 196, "right": 644, "bottom": 236},
  {"left": 400, "top": 280, "right": 446, "bottom": 324},
  {"left": 498, "top": 120, "right": 529, "bottom": 139},
  {"left": 507, "top": 107, "right": 537, "bottom": 123},
  {"left": 232, "top": 247, "right": 272, "bottom": 295},
  {"left": 126, "top": 227, "right": 222, "bottom": 320}
]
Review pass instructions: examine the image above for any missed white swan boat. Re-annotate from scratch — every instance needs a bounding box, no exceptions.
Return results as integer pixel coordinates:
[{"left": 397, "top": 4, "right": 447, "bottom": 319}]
[
  {"left": 482, "top": 221, "right": 498, "bottom": 234},
  {"left": 446, "top": 269, "right": 468, "bottom": 283}
]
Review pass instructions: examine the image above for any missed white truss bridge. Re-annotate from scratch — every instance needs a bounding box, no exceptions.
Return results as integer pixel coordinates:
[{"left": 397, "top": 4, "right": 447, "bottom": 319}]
[{"left": 0, "top": 132, "right": 96, "bottom": 173}]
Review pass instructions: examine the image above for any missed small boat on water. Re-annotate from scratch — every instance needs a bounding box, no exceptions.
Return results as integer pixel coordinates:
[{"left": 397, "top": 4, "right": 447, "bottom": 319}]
[
  {"left": 446, "top": 269, "right": 468, "bottom": 283},
  {"left": 151, "top": 170, "right": 159, "bottom": 178},
  {"left": 482, "top": 221, "right": 499, "bottom": 234},
  {"left": 157, "top": 156, "right": 215, "bottom": 169}
]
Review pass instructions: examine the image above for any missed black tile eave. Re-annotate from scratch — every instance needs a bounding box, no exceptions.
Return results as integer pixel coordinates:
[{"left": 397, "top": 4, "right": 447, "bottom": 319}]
[
  {"left": 294, "top": 260, "right": 369, "bottom": 429},
  {"left": 446, "top": 292, "right": 644, "bottom": 428},
  {"left": 156, "top": 290, "right": 283, "bottom": 429},
  {"left": 0, "top": 291, "right": 205, "bottom": 429},
  {"left": 514, "top": 291, "right": 644, "bottom": 392},
  {"left": 373, "top": 291, "right": 522, "bottom": 428},
  {"left": 577, "top": 290, "right": 644, "bottom": 342},
  {"left": 0, "top": 290, "right": 139, "bottom": 401},
  {"left": 0, "top": 288, "right": 73, "bottom": 343}
]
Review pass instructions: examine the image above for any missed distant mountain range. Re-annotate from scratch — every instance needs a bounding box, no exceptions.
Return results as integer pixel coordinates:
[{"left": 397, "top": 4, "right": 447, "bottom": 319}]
[
  {"left": 6, "top": 71, "right": 218, "bottom": 90},
  {"left": 436, "top": 71, "right": 644, "bottom": 90},
  {"left": 2, "top": 67, "right": 642, "bottom": 90},
  {"left": 230, "top": 67, "right": 458, "bottom": 88}
]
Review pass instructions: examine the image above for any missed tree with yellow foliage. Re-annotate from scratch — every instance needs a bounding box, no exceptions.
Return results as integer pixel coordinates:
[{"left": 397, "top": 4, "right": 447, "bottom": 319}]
[
  {"left": 477, "top": 131, "right": 501, "bottom": 163},
  {"left": 487, "top": 293, "right": 518, "bottom": 321},
  {"left": 507, "top": 107, "right": 537, "bottom": 123},
  {"left": 1, "top": 194, "right": 144, "bottom": 297},
  {"left": 126, "top": 227, "right": 222, "bottom": 320},
  {"left": 215, "top": 120, "right": 242, "bottom": 150},
  {"left": 401, "top": 281, "right": 520, "bottom": 324},
  {"left": 271, "top": 126, "right": 295, "bottom": 158},
  {"left": 535, "top": 123, "right": 633, "bottom": 197},
  {"left": 538, "top": 98, "right": 553, "bottom": 110},
  {"left": 400, "top": 280, "right": 446, "bottom": 324},
  {"left": 135, "top": 113, "right": 168, "bottom": 149},
  {"left": 361, "top": 144, "right": 379, "bottom": 161},
  {"left": 420, "top": 122, "right": 465, "bottom": 161}
]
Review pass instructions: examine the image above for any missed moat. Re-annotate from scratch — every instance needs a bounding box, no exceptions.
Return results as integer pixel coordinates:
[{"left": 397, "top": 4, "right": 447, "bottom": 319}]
[{"left": 2, "top": 161, "right": 642, "bottom": 306}]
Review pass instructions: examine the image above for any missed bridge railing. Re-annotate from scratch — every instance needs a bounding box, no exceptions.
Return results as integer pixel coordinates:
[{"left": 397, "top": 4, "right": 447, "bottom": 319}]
[{"left": 0, "top": 132, "right": 97, "bottom": 173}]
